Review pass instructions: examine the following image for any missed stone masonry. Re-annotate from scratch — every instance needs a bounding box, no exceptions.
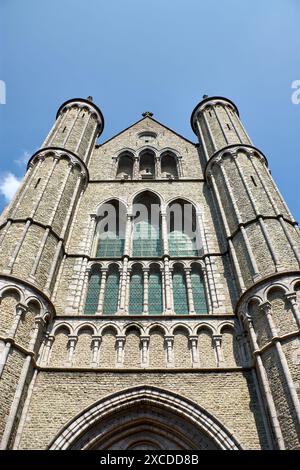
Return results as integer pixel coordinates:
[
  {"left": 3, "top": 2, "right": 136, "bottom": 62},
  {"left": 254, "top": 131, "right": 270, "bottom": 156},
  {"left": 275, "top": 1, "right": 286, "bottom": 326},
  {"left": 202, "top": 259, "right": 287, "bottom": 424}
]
[{"left": 0, "top": 95, "right": 299, "bottom": 450}]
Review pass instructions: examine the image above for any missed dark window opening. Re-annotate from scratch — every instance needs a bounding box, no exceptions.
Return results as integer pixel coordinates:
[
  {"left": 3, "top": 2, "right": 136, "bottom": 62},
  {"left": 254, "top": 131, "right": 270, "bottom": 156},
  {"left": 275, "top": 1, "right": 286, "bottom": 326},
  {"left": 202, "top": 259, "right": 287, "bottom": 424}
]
[
  {"left": 34, "top": 178, "right": 41, "bottom": 189},
  {"left": 226, "top": 123, "right": 231, "bottom": 130},
  {"left": 251, "top": 176, "right": 257, "bottom": 187},
  {"left": 62, "top": 126, "right": 66, "bottom": 133}
]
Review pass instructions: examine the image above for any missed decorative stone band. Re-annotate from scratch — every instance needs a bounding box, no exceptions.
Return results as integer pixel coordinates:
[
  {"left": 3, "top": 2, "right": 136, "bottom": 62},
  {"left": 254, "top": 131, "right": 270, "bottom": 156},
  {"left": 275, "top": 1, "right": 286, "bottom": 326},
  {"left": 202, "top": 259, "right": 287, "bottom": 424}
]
[
  {"left": 205, "top": 144, "right": 269, "bottom": 179},
  {"left": 0, "top": 275, "right": 55, "bottom": 323},
  {"left": 48, "top": 385, "right": 242, "bottom": 450},
  {"left": 190, "top": 96, "right": 240, "bottom": 134},
  {"left": 56, "top": 98, "right": 104, "bottom": 136},
  {"left": 26, "top": 147, "right": 89, "bottom": 186},
  {"left": 237, "top": 272, "right": 300, "bottom": 317}
]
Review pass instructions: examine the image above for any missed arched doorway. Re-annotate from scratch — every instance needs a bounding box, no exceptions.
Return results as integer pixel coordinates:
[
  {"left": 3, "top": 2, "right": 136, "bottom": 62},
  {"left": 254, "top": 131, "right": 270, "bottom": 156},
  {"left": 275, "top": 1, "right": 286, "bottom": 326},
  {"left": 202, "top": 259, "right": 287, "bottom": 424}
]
[{"left": 49, "top": 386, "right": 241, "bottom": 450}]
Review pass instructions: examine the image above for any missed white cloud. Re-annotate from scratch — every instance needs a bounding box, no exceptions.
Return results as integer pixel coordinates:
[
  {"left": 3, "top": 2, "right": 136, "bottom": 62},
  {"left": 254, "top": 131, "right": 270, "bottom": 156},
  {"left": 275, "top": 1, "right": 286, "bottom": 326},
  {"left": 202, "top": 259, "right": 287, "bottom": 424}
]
[
  {"left": 0, "top": 173, "right": 22, "bottom": 202},
  {"left": 14, "top": 150, "right": 31, "bottom": 167}
]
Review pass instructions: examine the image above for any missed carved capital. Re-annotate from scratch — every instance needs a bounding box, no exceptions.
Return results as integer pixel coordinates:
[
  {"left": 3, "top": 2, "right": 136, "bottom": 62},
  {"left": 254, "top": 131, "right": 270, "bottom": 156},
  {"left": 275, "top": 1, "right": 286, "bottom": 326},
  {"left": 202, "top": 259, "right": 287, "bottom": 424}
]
[
  {"left": 260, "top": 301, "right": 272, "bottom": 315},
  {"left": 285, "top": 293, "right": 297, "bottom": 306}
]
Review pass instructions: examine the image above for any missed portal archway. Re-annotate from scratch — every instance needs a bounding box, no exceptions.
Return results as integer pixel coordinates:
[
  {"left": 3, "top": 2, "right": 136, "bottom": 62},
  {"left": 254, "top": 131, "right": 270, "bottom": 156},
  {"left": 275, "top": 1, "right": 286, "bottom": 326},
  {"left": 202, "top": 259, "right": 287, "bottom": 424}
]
[{"left": 49, "top": 386, "right": 242, "bottom": 450}]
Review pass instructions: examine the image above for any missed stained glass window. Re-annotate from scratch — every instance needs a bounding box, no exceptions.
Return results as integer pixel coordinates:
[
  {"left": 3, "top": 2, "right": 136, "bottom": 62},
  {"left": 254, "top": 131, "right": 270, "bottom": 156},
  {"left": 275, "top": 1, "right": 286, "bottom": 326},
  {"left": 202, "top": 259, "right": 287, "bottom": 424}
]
[
  {"left": 191, "top": 266, "right": 208, "bottom": 314},
  {"left": 103, "top": 265, "right": 120, "bottom": 315},
  {"left": 132, "top": 221, "right": 162, "bottom": 257},
  {"left": 128, "top": 266, "right": 144, "bottom": 314},
  {"left": 173, "top": 267, "right": 189, "bottom": 315},
  {"left": 97, "top": 232, "right": 125, "bottom": 258},
  {"left": 96, "top": 200, "right": 126, "bottom": 259},
  {"left": 167, "top": 200, "right": 200, "bottom": 257},
  {"left": 149, "top": 267, "right": 163, "bottom": 315},
  {"left": 168, "top": 231, "right": 198, "bottom": 257},
  {"left": 84, "top": 266, "right": 101, "bottom": 315}
]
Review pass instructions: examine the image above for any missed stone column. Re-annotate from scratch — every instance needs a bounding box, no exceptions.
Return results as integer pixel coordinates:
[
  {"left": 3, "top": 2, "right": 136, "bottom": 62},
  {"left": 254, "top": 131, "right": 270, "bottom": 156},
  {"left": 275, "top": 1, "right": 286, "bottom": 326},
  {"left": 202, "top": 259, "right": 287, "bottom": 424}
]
[
  {"left": 161, "top": 210, "right": 169, "bottom": 255},
  {"left": 184, "top": 268, "right": 195, "bottom": 315},
  {"left": 212, "top": 334, "right": 224, "bottom": 367},
  {"left": 155, "top": 156, "right": 161, "bottom": 178},
  {"left": 245, "top": 315, "right": 285, "bottom": 449},
  {"left": 143, "top": 267, "right": 149, "bottom": 315},
  {"left": 66, "top": 335, "right": 78, "bottom": 366},
  {"left": 0, "top": 303, "right": 28, "bottom": 378},
  {"left": 41, "top": 334, "right": 55, "bottom": 366},
  {"left": 97, "top": 269, "right": 107, "bottom": 314},
  {"left": 261, "top": 301, "right": 300, "bottom": 427},
  {"left": 165, "top": 335, "right": 174, "bottom": 367},
  {"left": 189, "top": 335, "right": 199, "bottom": 367},
  {"left": 124, "top": 213, "right": 133, "bottom": 256},
  {"left": 116, "top": 335, "right": 126, "bottom": 367},
  {"left": 163, "top": 257, "right": 173, "bottom": 315},
  {"left": 140, "top": 335, "right": 150, "bottom": 367},
  {"left": 285, "top": 293, "right": 300, "bottom": 329},
  {"left": 78, "top": 265, "right": 91, "bottom": 314},
  {"left": 125, "top": 269, "right": 131, "bottom": 313},
  {"left": 91, "top": 336, "right": 101, "bottom": 367},
  {"left": 133, "top": 157, "right": 139, "bottom": 179},
  {"left": 84, "top": 213, "right": 98, "bottom": 256},
  {"left": 118, "top": 258, "right": 128, "bottom": 314}
]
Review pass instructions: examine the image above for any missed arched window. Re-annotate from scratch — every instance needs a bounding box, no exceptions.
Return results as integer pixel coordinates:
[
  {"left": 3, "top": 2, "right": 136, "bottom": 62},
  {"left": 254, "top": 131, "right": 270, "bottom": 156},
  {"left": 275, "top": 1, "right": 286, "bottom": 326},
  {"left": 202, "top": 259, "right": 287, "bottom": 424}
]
[
  {"left": 139, "top": 150, "right": 156, "bottom": 179},
  {"left": 191, "top": 264, "right": 208, "bottom": 314},
  {"left": 96, "top": 200, "right": 126, "bottom": 258},
  {"left": 148, "top": 264, "right": 163, "bottom": 315},
  {"left": 161, "top": 152, "right": 178, "bottom": 179},
  {"left": 84, "top": 265, "right": 101, "bottom": 315},
  {"left": 132, "top": 192, "right": 162, "bottom": 257},
  {"left": 172, "top": 264, "right": 189, "bottom": 314},
  {"left": 116, "top": 152, "right": 134, "bottom": 179},
  {"left": 103, "top": 264, "right": 120, "bottom": 315},
  {"left": 128, "top": 264, "right": 144, "bottom": 314},
  {"left": 167, "top": 200, "right": 199, "bottom": 257}
]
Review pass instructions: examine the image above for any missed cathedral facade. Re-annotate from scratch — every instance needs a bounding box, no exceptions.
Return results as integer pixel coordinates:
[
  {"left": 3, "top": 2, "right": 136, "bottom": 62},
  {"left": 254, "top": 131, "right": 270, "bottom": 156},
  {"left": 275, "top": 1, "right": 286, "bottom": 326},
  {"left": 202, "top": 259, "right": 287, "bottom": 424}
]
[{"left": 0, "top": 95, "right": 299, "bottom": 450}]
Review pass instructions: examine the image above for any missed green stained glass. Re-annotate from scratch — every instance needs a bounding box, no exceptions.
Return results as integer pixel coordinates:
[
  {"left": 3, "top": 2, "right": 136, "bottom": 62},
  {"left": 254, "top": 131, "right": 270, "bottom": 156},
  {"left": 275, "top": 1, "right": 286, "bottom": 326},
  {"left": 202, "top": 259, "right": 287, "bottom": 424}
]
[
  {"left": 84, "top": 269, "right": 101, "bottom": 315},
  {"left": 168, "top": 231, "right": 198, "bottom": 257},
  {"left": 149, "top": 270, "right": 163, "bottom": 315},
  {"left": 133, "top": 221, "right": 161, "bottom": 257},
  {"left": 103, "top": 267, "right": 120, "bottom": 315},
  {"left": 128, "top": 270, "right": 144, "bottom": 314},
  {"left": 96, "top": 231, "right": 124, "bottom": 258},
  {"left": 192, "top": 270, "right": 208, "bottom": 314},
  {"left": 173, "top": 269, "right": 189, "bottom": 314}
]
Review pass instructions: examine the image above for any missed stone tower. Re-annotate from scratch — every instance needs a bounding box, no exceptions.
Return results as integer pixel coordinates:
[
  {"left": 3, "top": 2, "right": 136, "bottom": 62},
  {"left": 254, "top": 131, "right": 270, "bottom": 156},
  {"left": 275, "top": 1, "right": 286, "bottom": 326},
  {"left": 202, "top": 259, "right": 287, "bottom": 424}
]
[{"left": 0, "top": 95, "right": 299, "bottom": 450}]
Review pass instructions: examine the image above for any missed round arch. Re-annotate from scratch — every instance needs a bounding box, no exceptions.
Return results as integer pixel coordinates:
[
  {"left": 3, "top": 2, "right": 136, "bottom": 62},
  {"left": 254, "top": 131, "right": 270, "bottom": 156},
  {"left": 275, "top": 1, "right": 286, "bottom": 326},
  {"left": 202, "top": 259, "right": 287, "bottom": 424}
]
[{"left": 49, "top": 386, "right": 242, "bottom": 450}]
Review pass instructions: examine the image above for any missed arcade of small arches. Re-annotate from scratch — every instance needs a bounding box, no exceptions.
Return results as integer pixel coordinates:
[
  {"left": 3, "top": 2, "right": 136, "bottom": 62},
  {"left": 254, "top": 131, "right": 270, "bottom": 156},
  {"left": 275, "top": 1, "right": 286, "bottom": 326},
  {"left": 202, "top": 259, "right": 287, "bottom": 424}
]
[
  {"left": 114, "top": 147, "right": 183, "bottom": 180},
  {"left": 42, "top": 319, "right": 244, "bottom": 370},
  {"left": 238, "top": 276, "right": 300, "bottom": 350},
  {"left": 83, "top": 260, "right": 208, "bottom": 316}
]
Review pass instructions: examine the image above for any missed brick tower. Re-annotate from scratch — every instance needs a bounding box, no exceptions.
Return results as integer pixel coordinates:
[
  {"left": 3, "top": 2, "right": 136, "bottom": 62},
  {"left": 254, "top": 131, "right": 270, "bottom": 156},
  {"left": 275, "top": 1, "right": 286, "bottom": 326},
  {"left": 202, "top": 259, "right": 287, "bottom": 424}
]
[{"left": 0, "top": 95, "right": 299, "bottom": 450}]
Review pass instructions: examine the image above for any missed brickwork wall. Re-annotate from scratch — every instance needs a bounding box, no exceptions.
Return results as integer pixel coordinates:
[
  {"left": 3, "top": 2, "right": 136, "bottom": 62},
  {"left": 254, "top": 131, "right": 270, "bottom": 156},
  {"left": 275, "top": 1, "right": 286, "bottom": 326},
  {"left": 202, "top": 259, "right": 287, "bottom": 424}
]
[
  {"left": 18, "top": 369, "right": 267, "bottom": 450},
  {"left": 149, "top": 329, "right": 165, "bottom": 368},
  {"left": 0, "top": 349, "right": 24, "bottom": 440},
  {"left": 268, "top": 289, "right": 298, "bottom": 336},
  {"left": 262, "top": 347, "right": 300, "bottom": 449},
  {"left": 0, "top": 293, "right": 18, "bottom": 337},
  {"left": 174, "top": 329, "right": 191, "bottom": 368},
  {"left": 123, "top": 329, "right": 141, "bottom": 369},
  {"left": 198, "top": 329, "right": 216, "bottom": 367},
  {"left": 99, "top": 328, "right": 116, "bottom": 368}
]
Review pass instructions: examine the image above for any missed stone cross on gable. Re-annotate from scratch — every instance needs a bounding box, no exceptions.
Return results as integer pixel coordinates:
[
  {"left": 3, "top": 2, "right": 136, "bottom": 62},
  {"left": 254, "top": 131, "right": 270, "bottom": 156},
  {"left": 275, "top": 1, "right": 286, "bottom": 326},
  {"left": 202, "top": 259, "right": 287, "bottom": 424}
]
[{"left": 142, "top": 111, "right": 153, "bottom": 117}]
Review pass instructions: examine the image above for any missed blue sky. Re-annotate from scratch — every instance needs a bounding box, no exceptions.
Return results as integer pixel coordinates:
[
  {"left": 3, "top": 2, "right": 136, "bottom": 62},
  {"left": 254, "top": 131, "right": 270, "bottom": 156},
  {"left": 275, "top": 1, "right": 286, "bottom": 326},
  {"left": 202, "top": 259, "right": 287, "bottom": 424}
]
[{"left": 0, "top": 0, "right": 299, "bottom": 220}]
